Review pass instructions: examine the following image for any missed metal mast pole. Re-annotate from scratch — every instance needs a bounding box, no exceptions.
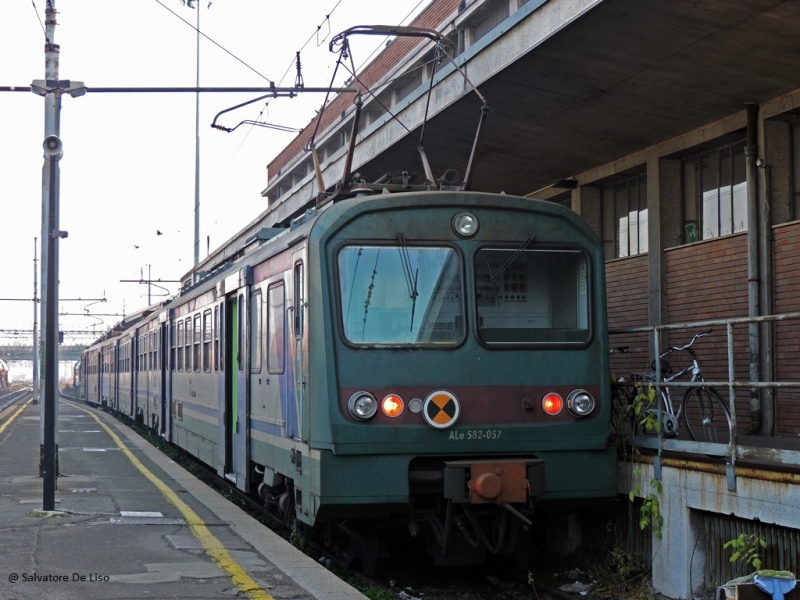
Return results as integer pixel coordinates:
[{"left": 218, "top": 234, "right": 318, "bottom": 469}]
[
  {"left": 193, "top": 4, "right": 201, "bottom": 266},
  {"left": 33, "top": 238, "right": 39, "bottom": 405},
  {"left": 43, "top": 136, "right": 62, "bottom": 512},
  {"left": 39, "top": 0, "right": 59, "bottom": 482}
]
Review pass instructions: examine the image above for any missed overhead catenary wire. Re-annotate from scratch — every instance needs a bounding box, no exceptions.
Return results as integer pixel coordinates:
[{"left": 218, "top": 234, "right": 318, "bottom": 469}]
[
  {"left": 235, "top": 0, "right": 426, "bottom": 151},
  {"left": 153, "top": 0, "right": 273, "bottom": 85},
  {"left": 228, "top": 0, "right": 348, "bottom": 158},
  {"left": 30, "top": 0, "right": 49, "bottom": 43}
]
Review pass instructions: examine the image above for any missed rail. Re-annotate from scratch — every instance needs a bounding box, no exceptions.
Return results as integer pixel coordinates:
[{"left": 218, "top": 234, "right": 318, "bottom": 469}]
[{"left": 610, "top": 311, "right": 800, "bottom": 491}]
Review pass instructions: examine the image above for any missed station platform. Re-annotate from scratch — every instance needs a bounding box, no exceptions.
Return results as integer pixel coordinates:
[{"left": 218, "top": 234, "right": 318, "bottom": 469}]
[{"left": 0, "top": 394, "right": 367, "bottom": 600}]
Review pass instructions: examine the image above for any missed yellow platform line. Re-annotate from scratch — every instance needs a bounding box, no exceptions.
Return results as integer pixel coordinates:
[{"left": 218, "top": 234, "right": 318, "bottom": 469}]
[
  {"left": 0, "top": 398, "right": 32, "bottom": 436},
  {"left": 67, "top": 401, "right": 273, "bottom": 600}
]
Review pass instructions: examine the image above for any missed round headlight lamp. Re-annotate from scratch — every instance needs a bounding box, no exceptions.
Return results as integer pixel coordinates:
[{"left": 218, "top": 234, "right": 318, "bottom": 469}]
[
  {"left": 452, "top": 212, "right": 479, "bottom": 238},
  {"left": 348, "top": 391, "right": 378, "bottom": 420},
  {"left": 567, "top": 389, "right": 595, "bottom": 417}
]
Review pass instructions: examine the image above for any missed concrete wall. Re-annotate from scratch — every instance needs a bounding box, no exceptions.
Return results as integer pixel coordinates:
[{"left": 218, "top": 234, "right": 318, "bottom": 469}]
[{"left": 625, "top": 460, "right": 800, "bottom": 598}]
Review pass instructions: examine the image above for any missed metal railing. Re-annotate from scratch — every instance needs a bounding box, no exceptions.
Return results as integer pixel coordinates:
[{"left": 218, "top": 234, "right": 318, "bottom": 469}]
[{"left": 610, "top": 311, "right": 800, "bottom": 491}]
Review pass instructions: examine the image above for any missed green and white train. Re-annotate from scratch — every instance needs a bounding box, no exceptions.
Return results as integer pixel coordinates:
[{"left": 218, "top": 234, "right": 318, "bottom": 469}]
[{"left": 82, "top": 187, "right": 616, "bottom": 569}]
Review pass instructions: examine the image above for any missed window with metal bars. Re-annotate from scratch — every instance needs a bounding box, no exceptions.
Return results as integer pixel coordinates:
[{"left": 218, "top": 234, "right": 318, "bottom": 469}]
[
  {"left": 683, "top": 140, "right": 747, "bottom": 242},
  {"left": 601, "top": 174, "right": 648, "bottom": 259}
]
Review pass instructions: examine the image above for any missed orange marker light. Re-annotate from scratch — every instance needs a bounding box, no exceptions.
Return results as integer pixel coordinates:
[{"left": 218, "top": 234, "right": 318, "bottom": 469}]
[
  {"left": 382, "top": 394, "right": 405, "bottom": 417},
  {"left": 542, "top": 393, "right": 563, "bottom": 416}
]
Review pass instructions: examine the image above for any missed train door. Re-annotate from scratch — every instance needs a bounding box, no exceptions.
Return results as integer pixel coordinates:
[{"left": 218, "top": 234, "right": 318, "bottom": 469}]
[
  {"left": 224, "top": 289, "right": 249, "bottom": 490},
  {"left": 81, "top": 356, "right": 87, "bottom": 401},
  {"left": 160, "top": 319, "right": 169, "bottom": 437},
  {"left": 113, "top": 342, "right": 119, "bottom": 410},
  {"left": 128, "top": 333, "right": 136, "bottom": 418},
  {"left": 292, "top": 251, "right": 308, "bottom": 442},
  {"left": 132, "top": 333, "right": 139, "bottom": 419}
]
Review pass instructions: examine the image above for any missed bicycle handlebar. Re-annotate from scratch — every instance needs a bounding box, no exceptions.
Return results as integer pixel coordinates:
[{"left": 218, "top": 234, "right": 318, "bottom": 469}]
[{"left": 660, "top": 329, "right": 712, "bottom": 357}]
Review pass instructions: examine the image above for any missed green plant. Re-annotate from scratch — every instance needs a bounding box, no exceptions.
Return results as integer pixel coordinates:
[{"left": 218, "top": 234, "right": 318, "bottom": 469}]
[
  {"left": 633, "top": 382, "right": 659, "bottom": 434},
  {"left": 619, "top": 382, "right": 664, "bottom": 539},
  {"left": 629, "top": 471, "right": 663, "bottom": 539},
  {"left": 724, "top": 533, "right": 767, "bottom": 570}
]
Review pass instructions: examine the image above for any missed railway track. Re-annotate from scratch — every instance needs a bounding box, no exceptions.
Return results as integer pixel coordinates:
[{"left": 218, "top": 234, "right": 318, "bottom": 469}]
[{"left": 0, "top": 387, "right": 31, "bottom": 412}]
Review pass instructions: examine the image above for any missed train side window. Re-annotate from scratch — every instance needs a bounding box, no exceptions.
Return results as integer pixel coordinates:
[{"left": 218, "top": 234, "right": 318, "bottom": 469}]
[
  {"left": 193, "top": 315, "right": 201, "bottom": 373},
  {"left": 267, "top": 282, "right": 285, "bottom": 374},
  {"left": 177, "top": 321, "right": 184, "bottom": 371},
  {"left": 185, "top": 317, "right": 193, "bottom": 372},
  {"left": 203, "top": 310, "right": 212, "bottom": 372},
  {"left": 213, "top": 306, "right": 219, "bottom": 372},
  {"left": 294, "top": 262, "right": 303, "bottom": 339},
  {"left": 250, "top": 291, "right": 262, "bottom": 374},
  {"left": 171, "top": 325, "right": 176, "bottom": 372}
]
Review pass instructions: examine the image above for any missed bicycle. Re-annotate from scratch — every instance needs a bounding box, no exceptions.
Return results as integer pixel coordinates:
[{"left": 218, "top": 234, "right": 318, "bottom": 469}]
[{"left": 636, "top": 329, "right": 732, "bottom": 443}]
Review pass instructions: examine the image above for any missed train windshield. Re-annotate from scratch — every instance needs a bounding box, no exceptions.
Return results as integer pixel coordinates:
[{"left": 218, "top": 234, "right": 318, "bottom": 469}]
[
  {"left": 475, "top": 248, "right": 590, "bottom": 345},
  {"left": 338, "top": 245, "right": 464, "bottom": 345}
]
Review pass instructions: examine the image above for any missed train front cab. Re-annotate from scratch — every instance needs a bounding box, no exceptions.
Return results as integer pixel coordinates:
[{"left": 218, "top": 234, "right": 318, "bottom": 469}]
[{"left": 307, "top": 193, "right": 616, "bottom": 562}]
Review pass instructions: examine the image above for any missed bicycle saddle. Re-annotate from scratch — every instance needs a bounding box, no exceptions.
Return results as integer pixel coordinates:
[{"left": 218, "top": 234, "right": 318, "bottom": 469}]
[{"left": 650, "top": 358, "right": 673, "bottom": 374}]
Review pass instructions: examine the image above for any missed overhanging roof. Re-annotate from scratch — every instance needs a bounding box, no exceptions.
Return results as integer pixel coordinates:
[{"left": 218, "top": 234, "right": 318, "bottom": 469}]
[{"left": 357, "top": 0, "right": 800, "bottom": 196}]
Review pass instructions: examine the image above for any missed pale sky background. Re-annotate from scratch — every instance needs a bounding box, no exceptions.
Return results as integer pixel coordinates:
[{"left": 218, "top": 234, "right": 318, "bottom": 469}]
[{"left": 0, "top": 0, "right": 427, "bottom": 352}]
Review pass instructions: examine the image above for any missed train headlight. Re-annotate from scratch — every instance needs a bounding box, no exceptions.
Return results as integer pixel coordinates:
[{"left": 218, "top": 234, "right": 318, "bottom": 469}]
[
  {"left": 348, "top": 391, "right": 378, "bottom": 420},
  {"left": 567, "top": 389, "right": 595, "bottom": 417},
  {"left": 452, "top": 212, "right": 479, "bottom": 238},
  {"left": 542, "top": 393, "right": 563, "bottom": 416},
  {"left": 381, "top": 394, "right": 405, "bottom": 417}
]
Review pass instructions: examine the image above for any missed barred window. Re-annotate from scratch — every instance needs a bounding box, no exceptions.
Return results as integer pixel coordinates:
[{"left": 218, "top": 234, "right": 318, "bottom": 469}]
[
  {"left": 683, "top": 140, "right": 746, "bottom": 242},
  {"left": 601, "top": 174, "right": 648, "bottom": 259}
]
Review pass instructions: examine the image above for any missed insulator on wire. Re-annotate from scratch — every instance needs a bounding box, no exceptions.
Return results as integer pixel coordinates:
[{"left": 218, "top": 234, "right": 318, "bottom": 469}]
[{"left": 295, "top": 52, "right": 304, "bottom": 89}]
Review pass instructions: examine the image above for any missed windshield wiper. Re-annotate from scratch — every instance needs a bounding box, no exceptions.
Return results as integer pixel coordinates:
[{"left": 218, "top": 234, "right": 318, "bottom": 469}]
[
  {"left": 397, "top": 234, "right": 419, "bottom": 332},
  {"left": 489, "top": 234, "right": 536, "bottom": 283},
  {"left": 361, "top": 250, "right": 381, "bottom": 339}
]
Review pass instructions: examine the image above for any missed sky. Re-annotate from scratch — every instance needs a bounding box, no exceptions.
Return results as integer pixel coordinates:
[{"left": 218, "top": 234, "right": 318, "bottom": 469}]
[{"left": 0, "top": 0, "right": 427, "bottom": 350}]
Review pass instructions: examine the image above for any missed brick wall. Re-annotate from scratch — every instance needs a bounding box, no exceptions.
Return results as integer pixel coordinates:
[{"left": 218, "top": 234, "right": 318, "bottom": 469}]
[
  {"left": 665, "top": 233, "right": 752, "bottom": 430},
  {"left": 772, "top": 221, "right": 800, "bottom": 436},
  {"left": 266, "top": 0, "right": 460, "bottom": 182},
  {"left": 606, "top": 254, "right": 650, "bottom": 381}
]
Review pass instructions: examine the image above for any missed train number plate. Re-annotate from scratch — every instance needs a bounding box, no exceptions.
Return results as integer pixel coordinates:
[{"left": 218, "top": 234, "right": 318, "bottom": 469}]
[{"left": 448, "top": 429, "right": 502, "bottom": 441}]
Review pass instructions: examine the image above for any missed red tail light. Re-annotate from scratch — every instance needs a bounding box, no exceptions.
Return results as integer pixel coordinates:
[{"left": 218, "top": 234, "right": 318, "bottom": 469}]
[{"left": 542, "top": 393, "right": 563, "bottom": 416}]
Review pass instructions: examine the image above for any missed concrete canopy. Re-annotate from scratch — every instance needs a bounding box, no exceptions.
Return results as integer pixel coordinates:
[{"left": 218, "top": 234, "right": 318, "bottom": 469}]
[{"left": 352, "top": 0, "right": 800, "bottom": 197}]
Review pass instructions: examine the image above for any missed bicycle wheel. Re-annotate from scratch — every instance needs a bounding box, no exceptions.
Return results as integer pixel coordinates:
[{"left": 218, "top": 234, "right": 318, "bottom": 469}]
[{"left": 681, "top": 386, "right": 732, "bottom": 443}]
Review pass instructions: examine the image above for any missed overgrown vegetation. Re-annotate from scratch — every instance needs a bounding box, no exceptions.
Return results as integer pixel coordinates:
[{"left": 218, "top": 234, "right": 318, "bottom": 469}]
[
  {"left": 616, "top": 382, "right": 664, "bottom": 539},
  {"left": 592, "top": 547, "right": 654, "bottom": 600},
  {"left": 724, "top": 533, "right": 767, "bottom": 571}
]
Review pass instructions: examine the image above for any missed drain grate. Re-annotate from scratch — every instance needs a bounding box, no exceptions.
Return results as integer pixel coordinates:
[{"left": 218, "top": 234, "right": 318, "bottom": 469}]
[
  {"left": 120, "top": 511, "right": 163, "bottom": 517},
  {"left": 110, "top": 517, "right": 186, "bottom": 525}
]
